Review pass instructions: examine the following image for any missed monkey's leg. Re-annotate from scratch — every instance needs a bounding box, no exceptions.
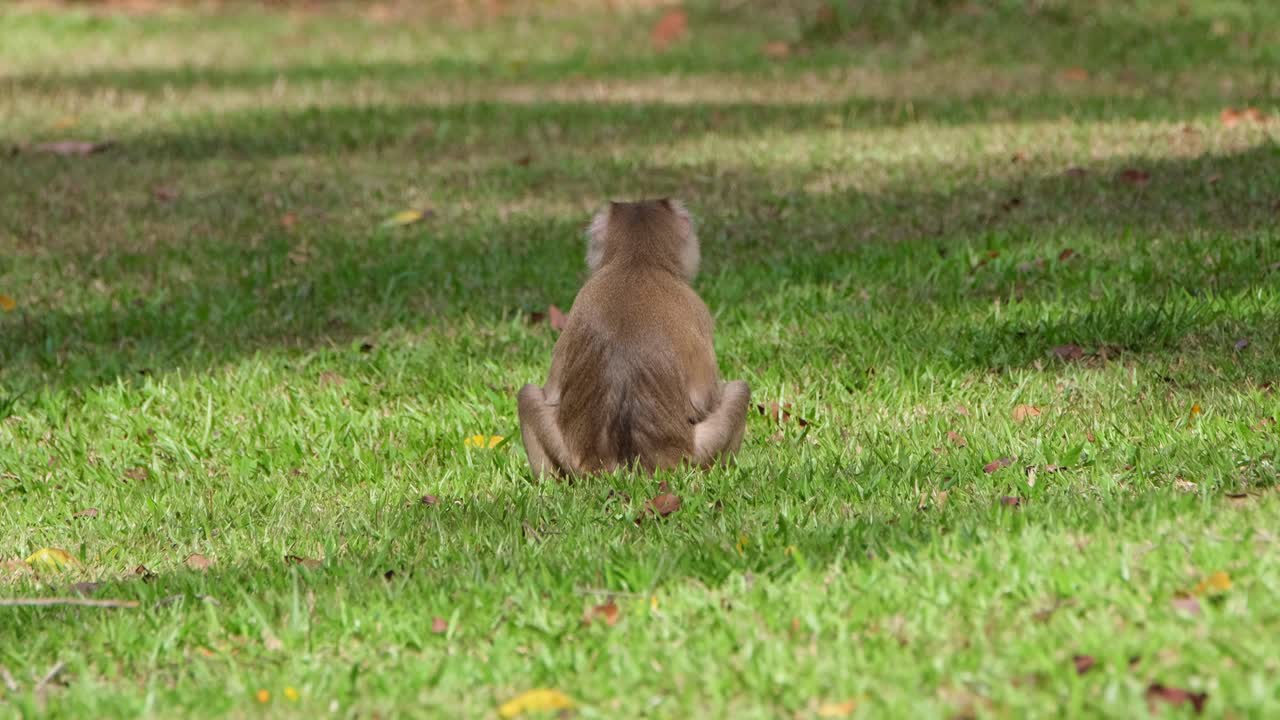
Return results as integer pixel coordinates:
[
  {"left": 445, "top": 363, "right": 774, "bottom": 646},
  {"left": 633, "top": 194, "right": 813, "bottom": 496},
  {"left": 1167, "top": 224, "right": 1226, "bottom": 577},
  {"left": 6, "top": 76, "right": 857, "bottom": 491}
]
[
  {"left": 517, "top": 384, "right": 576, "bottom": 478},
  {"left": 691, "top": 380, "right": 750, "bottom": 467}
]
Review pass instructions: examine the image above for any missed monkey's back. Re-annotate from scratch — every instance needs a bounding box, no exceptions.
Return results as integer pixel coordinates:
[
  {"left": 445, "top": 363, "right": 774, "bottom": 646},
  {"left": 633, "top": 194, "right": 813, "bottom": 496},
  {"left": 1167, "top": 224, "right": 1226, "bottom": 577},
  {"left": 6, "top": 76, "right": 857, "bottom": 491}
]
[{"left": 552, "top": 267, "right": 718, "bottom": 472}]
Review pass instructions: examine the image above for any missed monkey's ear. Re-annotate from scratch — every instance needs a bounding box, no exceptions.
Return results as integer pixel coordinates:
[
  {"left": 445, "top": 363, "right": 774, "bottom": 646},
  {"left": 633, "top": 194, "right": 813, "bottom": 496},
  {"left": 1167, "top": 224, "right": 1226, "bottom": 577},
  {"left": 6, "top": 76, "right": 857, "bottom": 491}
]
[{"left": 585, "top": 203, "right": 612, "bottom": 274}]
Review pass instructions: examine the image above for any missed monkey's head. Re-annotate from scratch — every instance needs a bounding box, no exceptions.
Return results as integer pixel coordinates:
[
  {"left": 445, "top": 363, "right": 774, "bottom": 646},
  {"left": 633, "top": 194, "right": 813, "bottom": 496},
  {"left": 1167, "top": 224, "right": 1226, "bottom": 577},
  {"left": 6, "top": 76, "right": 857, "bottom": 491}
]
[{"left": 586, "top": 198, "right": 699, "bottom": 280}]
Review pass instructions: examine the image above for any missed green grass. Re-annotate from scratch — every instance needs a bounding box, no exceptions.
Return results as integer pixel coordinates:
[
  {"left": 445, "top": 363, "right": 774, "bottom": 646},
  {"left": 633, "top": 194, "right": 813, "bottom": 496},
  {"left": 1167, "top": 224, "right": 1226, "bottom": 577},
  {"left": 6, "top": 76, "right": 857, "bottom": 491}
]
[{"left": 1, "top": 1, "right": 1279, "bottom": 717}]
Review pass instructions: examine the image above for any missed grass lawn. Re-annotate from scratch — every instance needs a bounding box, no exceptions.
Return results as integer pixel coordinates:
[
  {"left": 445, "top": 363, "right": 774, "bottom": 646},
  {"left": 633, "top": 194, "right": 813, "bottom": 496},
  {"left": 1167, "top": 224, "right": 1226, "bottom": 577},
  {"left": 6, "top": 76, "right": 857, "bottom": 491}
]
[{"left": 1, "top": 1, "right": 1279, "bottom": 716}]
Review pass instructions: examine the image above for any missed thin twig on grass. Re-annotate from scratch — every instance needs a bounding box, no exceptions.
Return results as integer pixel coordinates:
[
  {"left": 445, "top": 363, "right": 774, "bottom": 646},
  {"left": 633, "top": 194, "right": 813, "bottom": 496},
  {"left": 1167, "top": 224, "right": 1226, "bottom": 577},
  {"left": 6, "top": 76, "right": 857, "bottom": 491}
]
[
  {"left": 0, "top": 665, "right": 17, "bottom": 692},
  {"left": 35, "top": 661, "right": 65, "bottom": 694}
]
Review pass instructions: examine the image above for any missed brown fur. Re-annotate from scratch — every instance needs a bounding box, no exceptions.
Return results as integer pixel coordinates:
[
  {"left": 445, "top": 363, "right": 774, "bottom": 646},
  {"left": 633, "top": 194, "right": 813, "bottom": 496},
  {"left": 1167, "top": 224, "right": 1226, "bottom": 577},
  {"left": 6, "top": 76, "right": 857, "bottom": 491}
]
[{"left": 518, "top": 199, "right": 750, "bottom": 476}]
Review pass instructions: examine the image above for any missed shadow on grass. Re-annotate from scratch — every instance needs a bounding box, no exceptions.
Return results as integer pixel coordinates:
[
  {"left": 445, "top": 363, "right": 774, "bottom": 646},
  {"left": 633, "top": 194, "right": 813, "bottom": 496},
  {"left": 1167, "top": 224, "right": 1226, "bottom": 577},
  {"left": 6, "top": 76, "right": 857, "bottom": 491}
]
[{"left": 1, "top": 96, "right": 1278, "bottom": 392}]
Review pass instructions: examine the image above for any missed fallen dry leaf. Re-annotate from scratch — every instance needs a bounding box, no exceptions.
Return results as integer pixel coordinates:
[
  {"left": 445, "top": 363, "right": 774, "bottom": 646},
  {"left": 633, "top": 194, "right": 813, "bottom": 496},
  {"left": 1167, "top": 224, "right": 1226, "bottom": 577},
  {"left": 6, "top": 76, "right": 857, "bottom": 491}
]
[
  {"left": 152, "top": 185, "right": 178, "bottom": 203},
  {"left": 1220, "top": 106, "right": 1268, "bottom": 128},
  {"left": 498, "top": 688, "right": 576, "bottom": 719},
  {"left": 1118, "top": 168, "right": 1151, "bottom": 186},
  {"left": 123, "top": 466, "right": 149, "bottom": 482},
  {"left": 1174, "top": 478, "right": 1198, "bottom": 493},
  {"left": 73, "top": 508, "right": 99, "bottom": 519},
  {"left": 284, "top": 554, "right": 322, "bottom": 570},
  {"left": 1058, "top": 247, "right": 1077, "bottom": 261},
  {"left": 983, "top": 457, "right": 1014, "bottom": 474},
  {"left": 651, "top": 493, "right": 681, "bottom": 517},
  {"left": 946, "top": 430, "right": 967, "bottom": 448},
  {"left": 1025, "top": 465, "right": 1037, "bottom": 487},
  {"left": 513, "top": 154, "right": 532, "bottom": 167},
  {"left": 464, "top": 435, "right": 504, "bottom": 449},
  {"left": 999, "top": 495, "right": 1023, "bottom": 508},
  {"left": 279, "top": 212, "right": 298, "bottom": 229},
  {"left": 1171, "top": 595, "right": 1202, "bottom": 615},
  {"left": 0, "top": 294, "right": 16, "bottom": 312},
  {"left": 583, "top": 601, "right": 620, "bottom": 627},
  {"left": 1064, "top": 166, "right": 1088, "bottom": 177},
  {"left": 955, "top": 404, "right": 970, "bottom": 416},
  {"left": 1012, "top": 404, "right": 1042, "bottom": 423},
  {"left": 431, "top": 616, "right": 448, "bottom": 634},
  {"left": 917, "top": 489, "right": 949, "bottom": 511},
  {"left": 1072, "top": 654, "right": 1096, "bottom": 675},
  {"left": 1052, "top": 344, "right": 1084, "bottom": 361},
  {"left": 133, "top": 564, "right": 156, "bottom": 581},
  {"left": 185, "top": 553, "right": 213, "bottom": 571},
  {"left": 25, "top": 548, "right": 79, "bottom": 572},
  {"left": 650, "top": 8, "right": 688, "bottom": 50},
  {"left": 421, "top": 494, "right": 440, "bottom": 507},
  {"left": 756, "top": 402, "right": 810, "bottom": 427},
  {"left": 1060, "top": 67, "right": 1089, "bottom": 81},
  {"left": 762, "top": 41, "right": 791, "bottom": 59},
  {"left": 318, "top": 371, "right": 345, "bottom": 386},
  {"left": 1146, "top": 683, "right": 1207, "bottom": 714},
  {"left": 816, "top": 699, "right": 858, "bottom": 717},
  {"left": 33, "top": 140, "right": 114, "bottom": 156},
  {"left": 1191, "top": 571, "right": 1231, "bottom": 595}
]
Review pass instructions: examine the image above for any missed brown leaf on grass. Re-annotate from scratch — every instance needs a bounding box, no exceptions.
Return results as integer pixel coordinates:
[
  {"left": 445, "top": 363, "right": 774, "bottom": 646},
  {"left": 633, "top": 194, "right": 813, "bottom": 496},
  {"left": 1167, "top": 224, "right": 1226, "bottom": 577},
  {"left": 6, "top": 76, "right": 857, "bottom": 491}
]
[
  {"left": 421, "top": 494, "right": 439, "bottom": 507},
  {"left": 1174, "top": 478, "right": 1198, "bottom": 493},
  {"left": 133, "top": 564, "right": 156, "bottom": 581},
  {"left": 73, "top": 508, "right": 99, "bottom": 519},
  {"left": 816, "top": 699, "right": 858, "bottom": 717},
  {"left": 185, "top": 553, "right": 212, "bottom": 571},
  {"left": 1052, "top": 344, "right": 1084, "bottom": 361},
  {"left": 946, "top": 431, "right": 967, "bottom": 448},
  {"left": 319, "top": 371, "right": 345, "bottom": 386},
  {"left": 279, "top": 212, "right": 298, "bottom": 229},
  {"left": 983, "top": 457, "right": 1014, "bottom": 473},
  {"left": 917, "top": 489, "right": 949, "bottom": 511},
  {"left": 1064, "top": 166, "right": 1088, "bottom": 178},
  {"left": 583, "top": 601, "right": 620, "bottom": 627},
  {"left": 0, "top": 294, "right": 15, "bottom": 312},
  {"left": 123, "top": 466, "right": 149, "bottom": 482},
  {"left": 284, "top": 555, "right": 322, "bottom": 570},
  {"left": 756, "top": 402, "right": 810, "bottom": 427},
  {"left": 1191, "top": 571, "right": 1231, "bottom": 595},
  {"left": 152, "top": 185, "right": 178, "bottom": 203},
  {"left": 650, "top": 8, "right": 688, "bottom": 50},
  {"left": 548, "top": 304, "right": 568, "bottom": 331},
  {"left": 1072, "top": 654, "right": 1096, "bottom": 674},
  {"left": 1146, "top": 684, "right": 1208, "bottom": 714},
  {"left": 1220, "top": 106, "right": 1268, "bottom": 128},
  {"left": 513, "top": 154, "right": 532, "bottom": 167},
  {"left": 636, "top": 493, "right": 682, "bottom": 524},
  {"left": 1171, "top": 595, "right": 1202, "bottom": 615},
  {"left": 999, "top": 495, "right": 1023, "bottom": 508},
  {"left": 1060, "top": 67, "right": 1089, "bottom": 81},
  {"left": 33, "top": 140, "right": 115, "bottom": 156},
  {"left": 651, "top": 494, "right": 681, "bottom": 516},
  {"left": 1012, "top": 404, "right": 1042, "bottom": 423},
  {"left": 431, "top": 616, "right": 448, "bottom": 634},
  {"left": 955, "top": 404, "right": 970, "bottom": 416},
  {"left": 762, "top": 41, "right": 791, "bottom": 59},
  {"left": 1118, "top": 168, "right": 1151, "bottom": 186},
  {"left": 1058, "top": 247, "right": 1077, "bottom": 261}
]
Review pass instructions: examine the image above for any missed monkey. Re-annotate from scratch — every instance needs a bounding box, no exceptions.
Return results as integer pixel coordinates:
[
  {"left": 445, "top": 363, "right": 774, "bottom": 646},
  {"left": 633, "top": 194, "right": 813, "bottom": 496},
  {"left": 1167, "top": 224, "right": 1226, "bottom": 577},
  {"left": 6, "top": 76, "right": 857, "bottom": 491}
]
[{"left": 517, "top": 198, "right": 750, "bottom": 477}]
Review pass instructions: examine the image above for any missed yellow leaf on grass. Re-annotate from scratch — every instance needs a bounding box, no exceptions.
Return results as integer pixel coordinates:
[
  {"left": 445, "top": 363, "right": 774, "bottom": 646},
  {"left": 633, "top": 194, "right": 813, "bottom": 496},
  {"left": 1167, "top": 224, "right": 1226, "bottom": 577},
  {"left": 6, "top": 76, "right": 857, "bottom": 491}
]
[
  {"left": 1192, "top": 571, "right": 1231, "bottom": 595},
  {"left": 498, "top": 688, "right": 575, "bottom": 718},
  {"left": 256, "top": 689, "right": 270, "bottom": 703},
  {"left": 817, "top": 699, "right": 858, "bottom": 717},
  {"left": 383, "top": 209, "right": 429, "bottom": 227},
  {"left": 1190, "top": 403, "right": 1203, "bottom": 418},
  {"left": 0, "top": 294, "right": 16, "bottom": 312},
  {"left": 465, "top": 435, "right": 504, "bottom": 449},
  {"left": 24, "top": 547, "right": 79, "bottom": 572}
]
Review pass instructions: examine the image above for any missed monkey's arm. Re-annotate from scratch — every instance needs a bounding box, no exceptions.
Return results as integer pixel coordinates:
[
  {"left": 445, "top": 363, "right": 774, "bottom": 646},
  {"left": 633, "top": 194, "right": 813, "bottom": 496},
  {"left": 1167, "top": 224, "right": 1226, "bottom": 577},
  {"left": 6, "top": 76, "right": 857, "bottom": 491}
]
[
  {"left": 691, "top": 380, "right": 750, "bottom": 468},
  {"left": 517, "top": 384, "right": 577, "bottom": 478}
]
